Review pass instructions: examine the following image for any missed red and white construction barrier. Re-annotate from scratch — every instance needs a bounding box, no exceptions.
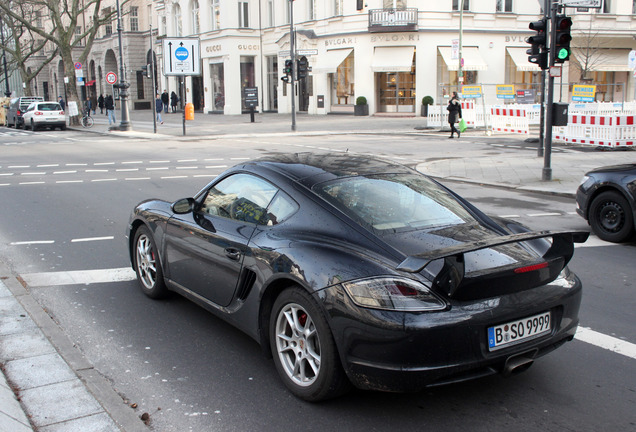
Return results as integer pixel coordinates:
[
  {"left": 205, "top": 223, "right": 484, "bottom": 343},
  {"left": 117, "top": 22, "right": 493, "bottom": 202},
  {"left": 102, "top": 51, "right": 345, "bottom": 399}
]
[
  {"left": 553, "top": 114, "right": 636, "bottom": 147},
  {"left": 461, "top": 100, "right": 475, "bottom": 127},
  {"left": 490, "top": 107, "right": 529, "bottom": 135}
]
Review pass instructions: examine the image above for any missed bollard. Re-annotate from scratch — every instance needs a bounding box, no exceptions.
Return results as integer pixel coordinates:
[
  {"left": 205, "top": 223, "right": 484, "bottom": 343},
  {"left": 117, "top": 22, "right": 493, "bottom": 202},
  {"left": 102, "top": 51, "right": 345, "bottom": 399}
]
[{"left": 185, "top": 103, "right": 194, "bottom": 120}]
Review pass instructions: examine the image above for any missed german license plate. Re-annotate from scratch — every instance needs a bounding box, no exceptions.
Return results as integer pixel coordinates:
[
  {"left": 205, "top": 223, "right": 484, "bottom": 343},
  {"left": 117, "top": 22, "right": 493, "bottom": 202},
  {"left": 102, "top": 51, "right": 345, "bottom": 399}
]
[{"left": 488, "top": 312, "right": 551, "bottom": 351}]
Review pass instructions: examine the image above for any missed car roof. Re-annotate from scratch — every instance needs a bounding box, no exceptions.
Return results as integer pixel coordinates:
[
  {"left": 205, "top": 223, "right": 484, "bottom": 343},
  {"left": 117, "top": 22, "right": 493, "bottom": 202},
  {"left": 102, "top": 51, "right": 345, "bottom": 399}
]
[{"left": 249, "top": 153, "right": 415, "bottom": 187}]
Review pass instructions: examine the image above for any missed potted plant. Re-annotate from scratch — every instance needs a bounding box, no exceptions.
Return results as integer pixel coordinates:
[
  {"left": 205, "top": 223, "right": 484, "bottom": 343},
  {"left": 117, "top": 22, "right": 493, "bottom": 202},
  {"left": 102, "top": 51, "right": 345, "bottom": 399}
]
[
  {"left": 421, "top": 96, "right": 434, "bottom": 117},
  {"left": 354, "top": 96, "right": 369, "bottom": 116}
]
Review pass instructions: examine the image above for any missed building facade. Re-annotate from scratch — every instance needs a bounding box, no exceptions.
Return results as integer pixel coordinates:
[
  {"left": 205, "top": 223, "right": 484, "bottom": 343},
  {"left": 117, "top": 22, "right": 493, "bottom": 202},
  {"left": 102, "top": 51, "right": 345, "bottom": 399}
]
[{"left": 22, "top": 0, "right": 636, "bottom": 115}]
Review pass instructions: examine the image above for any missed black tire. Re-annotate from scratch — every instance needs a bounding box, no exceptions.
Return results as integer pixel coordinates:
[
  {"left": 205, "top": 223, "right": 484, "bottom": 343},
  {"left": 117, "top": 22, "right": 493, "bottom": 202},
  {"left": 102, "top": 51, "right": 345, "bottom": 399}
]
[
  {"left": 132, "top": 225, "right": 168, "bottom": 299},
  {"left": 60, "top": 124, "right": 67, "bottom": 131},
  {"left": 589, "top": 191, "right": 635, "bottom": 243},
  {"left": 16, "top": 120, "right": 22, "bottom": 129},
  {"left": 270, "top": 286, "right": 350, "bottom": 402},
  {"left": 30, "top": 120, "right": 38, "bottom": 131}
]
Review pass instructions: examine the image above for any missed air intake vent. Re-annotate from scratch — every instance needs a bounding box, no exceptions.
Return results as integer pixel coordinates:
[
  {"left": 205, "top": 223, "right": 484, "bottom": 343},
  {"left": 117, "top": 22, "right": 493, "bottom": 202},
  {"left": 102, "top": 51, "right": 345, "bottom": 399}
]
[{"left": 236, "top": 269, "right": 257, "bottom": 301}]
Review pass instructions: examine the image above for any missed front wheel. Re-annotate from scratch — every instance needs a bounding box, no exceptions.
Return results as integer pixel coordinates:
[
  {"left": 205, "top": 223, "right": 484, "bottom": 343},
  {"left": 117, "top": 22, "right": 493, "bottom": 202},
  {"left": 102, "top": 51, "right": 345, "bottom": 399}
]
[
  {"left": 589, "top": 191, "right": 635, "bottom": 243},
  {"left": 270, "top": 287, "right": 350, "bottom": 401},
  {"left": 133, "top": 225, "right": 168, "bottom": 298}
]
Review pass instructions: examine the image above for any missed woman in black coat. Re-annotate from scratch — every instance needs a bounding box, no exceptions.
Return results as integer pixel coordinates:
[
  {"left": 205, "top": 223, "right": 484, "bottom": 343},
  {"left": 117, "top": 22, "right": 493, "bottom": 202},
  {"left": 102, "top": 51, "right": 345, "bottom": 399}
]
[
  {"left": 447, "top": 92, "right": 462, "bottom": 139},
  {"left": 170, "top": 91, "right": 178, "bottom": 113}
]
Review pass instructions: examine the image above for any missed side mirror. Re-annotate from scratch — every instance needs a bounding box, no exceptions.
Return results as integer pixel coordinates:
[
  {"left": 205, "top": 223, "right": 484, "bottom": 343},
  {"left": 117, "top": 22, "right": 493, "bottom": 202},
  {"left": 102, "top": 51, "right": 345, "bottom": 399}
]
[{"left": 172, "top": 198, "right": 195, "bottom": 214}]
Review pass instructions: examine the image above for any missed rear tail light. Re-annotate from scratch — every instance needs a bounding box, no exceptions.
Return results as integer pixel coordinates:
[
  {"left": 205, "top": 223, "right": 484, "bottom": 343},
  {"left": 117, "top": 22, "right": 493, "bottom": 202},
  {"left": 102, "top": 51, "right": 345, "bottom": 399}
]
[
  {"left": 342, "top": 277, "right": 447, "bottom": 311},
  {"left": 17, "top": 110, "right": 22, "bottom": 115},
  {"left": 514, "top": 262, "right": 549, "bottom": 274},
  {"left": 60, "top": 111, "right": 65, "bottom": 115},
  {"left": 35, "top": 111, "right": 43, "bottom": 116}
]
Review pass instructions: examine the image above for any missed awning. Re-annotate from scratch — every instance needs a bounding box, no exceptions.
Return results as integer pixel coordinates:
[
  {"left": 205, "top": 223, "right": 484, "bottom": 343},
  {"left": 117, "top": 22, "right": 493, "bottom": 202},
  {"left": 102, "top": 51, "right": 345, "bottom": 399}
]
[
  {"left": 371, "top": 46, "right": 414, "bottom": 72},
  {"left": 573, "top": 49, "right": 632, "bottom": 72},
  {"left": 312, "top": 48, "right": 353, "bottom": 74},
  {"left": 86, "top": 80, "right": 96, "bottom": 86},
  {"left": 506, "top": 47, "right": 540, "bottom": 72},
  {"left": 438, "top": 47, "right": 488, "bottom": 71}
]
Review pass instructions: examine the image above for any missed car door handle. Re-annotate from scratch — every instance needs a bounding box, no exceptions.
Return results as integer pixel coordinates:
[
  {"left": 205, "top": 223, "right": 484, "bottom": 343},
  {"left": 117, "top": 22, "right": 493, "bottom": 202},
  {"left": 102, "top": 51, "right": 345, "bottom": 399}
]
[{"left": 225, "top": 248, "right": 242, "bottom": 261}]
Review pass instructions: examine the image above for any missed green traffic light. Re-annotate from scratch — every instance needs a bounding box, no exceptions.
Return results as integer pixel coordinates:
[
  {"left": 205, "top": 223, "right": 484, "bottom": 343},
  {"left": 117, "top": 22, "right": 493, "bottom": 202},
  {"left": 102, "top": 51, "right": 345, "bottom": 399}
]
[{"left": 557, "top": 48, "right": 569, "bottom": 60}]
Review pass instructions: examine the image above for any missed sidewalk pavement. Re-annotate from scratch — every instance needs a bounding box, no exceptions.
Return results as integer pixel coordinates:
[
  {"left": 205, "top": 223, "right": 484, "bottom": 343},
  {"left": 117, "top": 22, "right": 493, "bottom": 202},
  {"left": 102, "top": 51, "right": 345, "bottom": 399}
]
[{"left": 2, "top": 111, "right": 635, "bottom": 431}]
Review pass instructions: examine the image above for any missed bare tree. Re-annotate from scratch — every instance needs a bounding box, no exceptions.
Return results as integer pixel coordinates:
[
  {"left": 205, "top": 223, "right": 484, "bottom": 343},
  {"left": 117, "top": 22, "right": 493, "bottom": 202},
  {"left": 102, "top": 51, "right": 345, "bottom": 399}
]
[
  {"left": 571, "top": 19, "right": 612, "bottom": 82},
  {"left": 0, "top": 0, "right": 126, "bottom": 121},
  {"left": 0, "top": 3, "right": 59, "bottom": 96}
]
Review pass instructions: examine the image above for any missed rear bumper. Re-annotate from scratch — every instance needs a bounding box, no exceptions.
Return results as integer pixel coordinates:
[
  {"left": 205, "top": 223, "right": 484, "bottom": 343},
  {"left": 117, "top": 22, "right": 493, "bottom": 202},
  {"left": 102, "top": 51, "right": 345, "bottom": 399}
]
[{"left": 319, "top": 272, "right": 582, "bottom": 392}]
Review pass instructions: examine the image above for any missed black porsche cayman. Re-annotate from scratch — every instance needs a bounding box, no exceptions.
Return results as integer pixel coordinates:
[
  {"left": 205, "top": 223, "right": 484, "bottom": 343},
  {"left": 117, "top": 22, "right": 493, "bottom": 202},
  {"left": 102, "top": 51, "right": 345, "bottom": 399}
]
[{"left": 127, "top": 153, "right": 587, "bottom": 401}]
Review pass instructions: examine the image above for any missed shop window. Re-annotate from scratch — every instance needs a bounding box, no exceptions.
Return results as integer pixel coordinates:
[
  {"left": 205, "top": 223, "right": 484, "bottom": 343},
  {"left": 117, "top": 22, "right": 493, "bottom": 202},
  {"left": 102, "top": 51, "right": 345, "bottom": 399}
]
[
  {"left": 240, "top": 56, "right": 255, "bottom": 110},
  {"left": 210, "top": 63, "right": 225, "bottom": 111},
  {"left": 332, "top": 52, "right": 355, "bottom": 106}
]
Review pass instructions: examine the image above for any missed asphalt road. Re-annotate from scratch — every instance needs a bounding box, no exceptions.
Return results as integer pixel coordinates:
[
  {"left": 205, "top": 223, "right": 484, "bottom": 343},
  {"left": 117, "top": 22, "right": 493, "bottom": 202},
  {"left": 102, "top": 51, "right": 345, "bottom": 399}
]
[{"left": 0, "top": 127, "right": 634, "bottom": 431}]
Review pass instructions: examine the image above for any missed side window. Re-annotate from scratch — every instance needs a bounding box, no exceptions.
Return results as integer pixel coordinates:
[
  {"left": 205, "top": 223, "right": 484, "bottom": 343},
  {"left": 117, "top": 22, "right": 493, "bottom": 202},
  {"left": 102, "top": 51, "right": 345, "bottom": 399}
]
[
  {"left": 200, "top": 173, "right": 277, "bottom": 224},
  {"left": 266, "top": 192, "right": 298, "bottom": 226}
]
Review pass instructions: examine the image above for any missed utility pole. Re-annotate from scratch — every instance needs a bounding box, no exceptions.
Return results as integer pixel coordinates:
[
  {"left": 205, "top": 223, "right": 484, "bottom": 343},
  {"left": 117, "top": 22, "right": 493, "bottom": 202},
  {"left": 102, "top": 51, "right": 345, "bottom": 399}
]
[
  {"left": 537, "top": 0, "right": 549, "bottom": 158},
  {"left": 458, "top": 0, "right": 464, "bottom": 89},
  {"left": 289, "top": 0, "right": 296, "bottom": 131},
  {"left": 115, "top": 0, "right": 132, "bottom": 131},
  {"left": 150, "top": 23, "right": 156, "bottom": 134}
]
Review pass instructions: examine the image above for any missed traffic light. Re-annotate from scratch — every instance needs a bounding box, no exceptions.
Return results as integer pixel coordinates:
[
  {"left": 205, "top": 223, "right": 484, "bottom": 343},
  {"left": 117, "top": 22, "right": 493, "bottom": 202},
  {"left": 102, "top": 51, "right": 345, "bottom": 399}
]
[
  {"left": 526, "top": 18, "right": 548, "bottom": 70},
  {"left": 554, "top": 15, "right": 572, "bottom": 63},
  {"left": 297, "top": 57, "right": 308, "bottom": 79},
  {"left": 141, "top": 64, "right": 151, "bottom": 78},
  {"left": 283, "top": 59, "right": 293, "bottom": 77}
]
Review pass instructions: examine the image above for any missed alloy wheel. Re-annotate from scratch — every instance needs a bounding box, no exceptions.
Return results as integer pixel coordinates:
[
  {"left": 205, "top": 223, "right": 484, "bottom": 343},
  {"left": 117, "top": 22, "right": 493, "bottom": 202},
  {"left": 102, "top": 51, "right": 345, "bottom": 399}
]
[
  {"left": 275, "top": 302, "right": 321, "bottom": 387},
  {"left": 136, "top": 233, "right": 157, "bottom": 289}
]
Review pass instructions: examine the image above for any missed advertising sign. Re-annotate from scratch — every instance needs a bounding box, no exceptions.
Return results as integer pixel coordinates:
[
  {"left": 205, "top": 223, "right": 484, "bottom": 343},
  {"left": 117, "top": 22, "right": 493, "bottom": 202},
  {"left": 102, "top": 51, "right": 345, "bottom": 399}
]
[
  {"left": 572, "top": 85, "right": 596, "bottom": 102},
  {"left": 452, "top": 39, "right": 459, "bottom": 60},
  {"left": 562, "top": 0, "right": 602, "bottom": 7},
  {"left": 461, "top": 85, "right": 482, "bottom": 99},
  {"left": 516, "top": 89, "right": 535, "bottom": 104},
  {"left": 496, "top": 85, "right": 515, "bottom": 99}
]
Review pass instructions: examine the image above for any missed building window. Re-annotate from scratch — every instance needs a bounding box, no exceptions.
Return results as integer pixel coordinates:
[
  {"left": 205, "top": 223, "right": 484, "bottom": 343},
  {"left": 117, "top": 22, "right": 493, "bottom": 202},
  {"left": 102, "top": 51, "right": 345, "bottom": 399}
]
[
  {"left": 334, "top": 0, "right": 342, "bottom": 16},
  {"left": 633, "top": 0, "right": 636, "bottom": 14},
  {"left": 267, "top": 0, "right": 274, "bottom": 26},
  {"left": 603, "top": 0, "right": 611, "bottom": 13},
  {"left": 191, "top": 0, "right": 200, "bottom": 33},
  {"left": 452, "top": 0, "right": 469, "bottom": 11},
  {"left": 496, "top": 0, "right": 512, "bottom": 12},
  {"left": 210, "top": 63, "right": 225, "bottom": 111},
  {"left": 174, "top": 4, "right": 183, "bottom": 36},
  {"left": 308, "top": 0, "right": 314, "bottom": 20},
  {"left": 103, "top": 8, "right": 113, "bottom": 35},
  {"left": 238, "top": 1, "right": 249, "bottom": 28},
  {"left": 136, "top": 71, "right": 145, "bottom": 99},
  {"left": 35, "top": 10, "right": 43, "bottom": 29},
  {"left": 130, "top": 6, "right": 139, "bottom": 31},
  {"left": 383, "top": 0, "right": 406, "bottom": 8},
  {"left": 211, "top": 0, "right": 221, "bottom": 30}
]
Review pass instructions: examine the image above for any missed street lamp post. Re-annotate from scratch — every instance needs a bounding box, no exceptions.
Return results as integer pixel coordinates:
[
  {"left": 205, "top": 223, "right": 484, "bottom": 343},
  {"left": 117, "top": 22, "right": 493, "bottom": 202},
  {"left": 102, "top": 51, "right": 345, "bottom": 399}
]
[
  {"left": 114, "top": 0, "right": 132, "bottom": 131},
  {"left": 0, "top": 16, "right": 12, "bottom": 97}
]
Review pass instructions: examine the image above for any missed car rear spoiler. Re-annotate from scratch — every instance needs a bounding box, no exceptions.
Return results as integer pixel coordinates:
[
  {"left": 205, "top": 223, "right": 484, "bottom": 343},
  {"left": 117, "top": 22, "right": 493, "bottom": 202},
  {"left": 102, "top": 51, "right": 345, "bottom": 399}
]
[{"left": 397, "top": 231, "right": 589, "bottom": 300}]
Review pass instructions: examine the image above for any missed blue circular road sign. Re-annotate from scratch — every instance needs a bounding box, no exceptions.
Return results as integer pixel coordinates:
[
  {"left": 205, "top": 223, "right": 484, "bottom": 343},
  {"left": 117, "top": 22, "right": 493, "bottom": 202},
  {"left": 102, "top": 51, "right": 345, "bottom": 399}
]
[{"left": 175, "top": 47, "right": 189, "bottom": 61}]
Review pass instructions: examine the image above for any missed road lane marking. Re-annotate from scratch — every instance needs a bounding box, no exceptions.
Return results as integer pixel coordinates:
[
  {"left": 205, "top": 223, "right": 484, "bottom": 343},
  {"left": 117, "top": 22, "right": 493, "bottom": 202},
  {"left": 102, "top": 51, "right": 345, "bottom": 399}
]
[
  {"left": 526, "top": 212, "right": 562, "bottom": 217},
  {"left": 54, "top": 170, "right": 77, "bottom": 174},
  {"left": 71, "top": 236, "right": 115, "bottom": 243},
  {"left": 10, "top": 240, "right": 55, "bottom": 245},
  {"left": 575, "top": 327, "right": 636, "bottom": 360},
  {"left": 575, "top": 236, "right": 617, "bottom": 248},
  {"left": 19, "top": 181, "right": 45, "bottom": 185},
  {"left": 56, "top": 180, "right": 84, "bottom": 184},
  {"left": 20, "top": 268, "right": 136, "bottom": 287},
  {"left": 91, "top": 178, "right": 118, "bottom": 182}
]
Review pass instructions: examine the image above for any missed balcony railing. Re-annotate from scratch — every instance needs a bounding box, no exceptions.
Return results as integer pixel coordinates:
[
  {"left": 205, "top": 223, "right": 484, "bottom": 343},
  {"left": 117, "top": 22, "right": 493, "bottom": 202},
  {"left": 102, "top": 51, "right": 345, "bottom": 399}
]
[{"left": 368, "top": 8, "right": 418, "bottom": 33}]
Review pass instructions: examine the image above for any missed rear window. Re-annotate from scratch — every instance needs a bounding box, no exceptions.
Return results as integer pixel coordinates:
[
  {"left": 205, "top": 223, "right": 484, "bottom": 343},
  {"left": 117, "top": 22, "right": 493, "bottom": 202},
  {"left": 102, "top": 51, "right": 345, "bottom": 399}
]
[
  {"left": 315, "top": 173, "right": 477, "bottom": 232},
  {"left": 38, "top": 103, "right": 62, "bottom": 111}
]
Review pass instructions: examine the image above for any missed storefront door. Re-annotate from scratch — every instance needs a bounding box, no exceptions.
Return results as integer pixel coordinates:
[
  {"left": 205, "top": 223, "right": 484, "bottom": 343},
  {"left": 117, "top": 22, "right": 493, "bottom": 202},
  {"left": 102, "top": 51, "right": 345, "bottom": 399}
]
[{"left": 376, "top": 72, "right": 415, "bottom": 113}]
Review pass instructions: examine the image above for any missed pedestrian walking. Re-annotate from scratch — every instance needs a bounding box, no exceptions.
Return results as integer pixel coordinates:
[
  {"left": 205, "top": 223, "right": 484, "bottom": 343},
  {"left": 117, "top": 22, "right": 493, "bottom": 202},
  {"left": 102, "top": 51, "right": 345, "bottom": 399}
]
[
  {"left": 447, "top": 91, "right": 462, "bottom": 139},
  {"left": 161, "top": 90, "right": 169, "bottom": 114},
  {"left": 58, "top": 96, "right": 66, "bottom": 111},
  {"left": 105, "top": 94, "right": 116, "bottom": 125},
  {"left": 156, "top": 94, "right": 164, "bottom": 124},
  {"left": 84, "top": 97, "right": 92, "bottom": 117},
  {"left": 170, "top": 91, "right": 178, "bottom": 113},
  {"left": 98, "top": 94, "right": 104, "bottom": 114}
]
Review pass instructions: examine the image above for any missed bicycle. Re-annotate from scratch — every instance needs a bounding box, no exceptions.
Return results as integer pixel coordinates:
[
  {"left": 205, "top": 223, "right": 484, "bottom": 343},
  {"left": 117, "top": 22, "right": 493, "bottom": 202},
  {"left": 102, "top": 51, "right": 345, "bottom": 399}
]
[{"left": 81, "top": 112, "right": 94, "bottom": 128}]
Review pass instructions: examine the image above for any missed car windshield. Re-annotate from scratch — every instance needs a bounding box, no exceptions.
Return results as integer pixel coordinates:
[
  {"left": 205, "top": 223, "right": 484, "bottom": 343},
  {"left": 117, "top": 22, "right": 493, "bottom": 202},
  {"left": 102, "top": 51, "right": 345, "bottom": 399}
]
[
  {"left": 39, "top": 103, "right": 62, "bottom": 111},
  {"left": 315, "top": 173, "right": 477, "bottom": 232}
]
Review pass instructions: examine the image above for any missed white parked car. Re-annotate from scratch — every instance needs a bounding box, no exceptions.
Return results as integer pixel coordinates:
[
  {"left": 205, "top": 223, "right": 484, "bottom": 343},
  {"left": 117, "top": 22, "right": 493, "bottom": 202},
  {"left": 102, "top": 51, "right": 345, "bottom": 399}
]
[{"left": 22, "top": 101, "right": 66, "bottom": 131}]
